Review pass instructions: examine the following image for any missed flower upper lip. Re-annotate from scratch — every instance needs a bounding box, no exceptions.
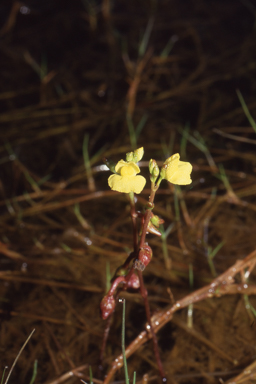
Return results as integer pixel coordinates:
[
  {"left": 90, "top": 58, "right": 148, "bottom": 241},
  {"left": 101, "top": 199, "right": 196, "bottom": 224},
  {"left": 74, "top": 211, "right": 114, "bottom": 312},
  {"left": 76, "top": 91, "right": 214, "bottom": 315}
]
[{"left": 108, "top": 160, "right": 146, "bottom": 194}]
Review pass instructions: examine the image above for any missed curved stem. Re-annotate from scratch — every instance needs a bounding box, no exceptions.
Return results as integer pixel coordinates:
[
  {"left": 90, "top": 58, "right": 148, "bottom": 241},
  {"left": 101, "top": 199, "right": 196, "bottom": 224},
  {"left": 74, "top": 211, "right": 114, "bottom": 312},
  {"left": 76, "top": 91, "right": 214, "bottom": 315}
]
[
  {"left": 99, "top": 313, "right": 113, "bottom": 374},
  {"left": 138, "top": 270, "right": 166, "bottom": 380},
  {"left": 109, "top": 276, "right": 126, "bottom": 296}
]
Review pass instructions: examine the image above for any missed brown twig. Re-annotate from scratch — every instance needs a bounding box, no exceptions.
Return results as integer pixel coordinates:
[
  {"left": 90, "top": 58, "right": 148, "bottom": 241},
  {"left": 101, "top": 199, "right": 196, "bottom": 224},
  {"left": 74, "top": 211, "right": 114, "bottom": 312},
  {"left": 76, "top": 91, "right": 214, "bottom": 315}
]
[
  {"left": 126, "top": 48, "right": 153, "bottom": 118},
  {"left": 103, "top": 250, "right": 256, "bottom": 383}
]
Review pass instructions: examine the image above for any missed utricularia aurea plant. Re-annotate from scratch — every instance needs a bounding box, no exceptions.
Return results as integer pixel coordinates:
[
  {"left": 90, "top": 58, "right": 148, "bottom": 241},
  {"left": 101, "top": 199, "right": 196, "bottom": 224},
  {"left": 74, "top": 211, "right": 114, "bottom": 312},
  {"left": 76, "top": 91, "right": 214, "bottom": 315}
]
[{"left": 101, "top": 147, "right": 192, "bottom": 379}]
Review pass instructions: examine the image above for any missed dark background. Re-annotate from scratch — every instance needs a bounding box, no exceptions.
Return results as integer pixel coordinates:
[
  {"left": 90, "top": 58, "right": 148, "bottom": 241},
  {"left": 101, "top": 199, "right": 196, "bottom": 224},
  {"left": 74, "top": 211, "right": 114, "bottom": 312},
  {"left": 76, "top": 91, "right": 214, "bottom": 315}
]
[{"left": 1, "top": 1, "right": 256, "bottom": 383}]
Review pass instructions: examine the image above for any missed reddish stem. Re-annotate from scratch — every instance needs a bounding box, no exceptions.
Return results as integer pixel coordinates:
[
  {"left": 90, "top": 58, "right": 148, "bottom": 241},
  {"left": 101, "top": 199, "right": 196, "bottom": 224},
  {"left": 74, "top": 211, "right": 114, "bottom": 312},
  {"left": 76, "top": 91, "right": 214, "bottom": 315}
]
[
  {"left": 99, "top": 313, "right": 113, "bottom": 374},
  {"left": 101, "top": 181, "right": 165, "bottom": 381},
  {"left": 130, "top": 184, "right": 165, "bottom": 380},
  {"left": 108, "top": 276, "right": 125, "bottom": 296},
  {"left": 138, "top": 270, "right": 166, "bottom": 381},
  {"left": 129, "top": 192, "right": 138, "bottom": 253},
  {"left": 139, "top": 183, "right": 158, "bottom": 249}
]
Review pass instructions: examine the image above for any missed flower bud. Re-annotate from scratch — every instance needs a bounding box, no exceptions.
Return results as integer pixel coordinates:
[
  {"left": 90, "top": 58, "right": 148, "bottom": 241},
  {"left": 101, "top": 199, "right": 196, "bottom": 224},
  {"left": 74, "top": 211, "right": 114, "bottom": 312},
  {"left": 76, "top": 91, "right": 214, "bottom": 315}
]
[
  {"left": 126, "top": 151, "right": 134, "bottom": 162},
  {"left": 152, "top": 164, "right": 159, "bottom": 178},
  {"left": 100, "top": 295, "right": 116, "bottom": 320},
  {"left": 149, "top": 159, "right": 157, "bottom": 174},
  {"left": 133, "top": 147, "right": 144, "bottom": 163},
  {"left": 151, "top": 214, "right": 164, "bottom": 228}
]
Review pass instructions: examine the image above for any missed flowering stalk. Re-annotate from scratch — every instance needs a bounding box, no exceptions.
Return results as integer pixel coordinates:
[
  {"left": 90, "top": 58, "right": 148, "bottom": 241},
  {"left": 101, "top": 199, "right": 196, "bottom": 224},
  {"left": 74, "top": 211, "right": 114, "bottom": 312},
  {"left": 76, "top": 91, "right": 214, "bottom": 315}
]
[
  {"left": 138, "top": 180, "right": 159, "bottom": 250},
  {"left": 100, "top": 147, "right": 192, "bottom": 381},
  {"left": 128, "top": 187, "right": 166, "bottom": 380}
]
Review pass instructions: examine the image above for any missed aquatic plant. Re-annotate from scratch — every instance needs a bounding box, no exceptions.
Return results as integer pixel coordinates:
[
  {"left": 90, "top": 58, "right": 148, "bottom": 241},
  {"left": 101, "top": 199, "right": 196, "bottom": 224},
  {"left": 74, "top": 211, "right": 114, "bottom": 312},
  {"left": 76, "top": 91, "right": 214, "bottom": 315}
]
[{"left": 100, "top": 147, "right": 192, "bottom": 381}]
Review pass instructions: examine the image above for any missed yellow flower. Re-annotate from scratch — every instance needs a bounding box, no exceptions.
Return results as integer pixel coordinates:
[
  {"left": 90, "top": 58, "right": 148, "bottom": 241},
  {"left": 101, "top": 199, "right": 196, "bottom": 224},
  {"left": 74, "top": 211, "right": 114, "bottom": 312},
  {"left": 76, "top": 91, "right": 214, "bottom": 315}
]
[
  {"left": 163, "top": 154, "right": 192, "bottom": 185},
  {"left": 108, "top": 160, "right": 146, "bottom": 193}
]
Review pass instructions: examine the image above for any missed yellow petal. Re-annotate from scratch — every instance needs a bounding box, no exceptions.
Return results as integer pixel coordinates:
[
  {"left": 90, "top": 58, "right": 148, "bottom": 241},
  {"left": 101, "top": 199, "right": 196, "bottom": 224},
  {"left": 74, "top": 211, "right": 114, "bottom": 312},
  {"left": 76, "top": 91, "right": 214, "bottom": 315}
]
[
  {"left": 167, "top": 161, "right": 192, "bottom": 185},
  {"left": 108, "top": 174, "right": 120, "bottom": 191},
  {"left": 120, "top": 164, "right": 137, "bottom": 177},
  {"left": 165, "top": 154, "right": 179, "bottom": 179},
  {"left": 108, "top": 174, "right": 146, "bottom": 193},
  {"left": 115, "top": 160, "right": 140, "bottom": 175},
  {"left": 126, "top": 175, "right": 146, "bottom": 193},
  {"left": 164, "top": 154, "right": 192, "bottom": 185}
]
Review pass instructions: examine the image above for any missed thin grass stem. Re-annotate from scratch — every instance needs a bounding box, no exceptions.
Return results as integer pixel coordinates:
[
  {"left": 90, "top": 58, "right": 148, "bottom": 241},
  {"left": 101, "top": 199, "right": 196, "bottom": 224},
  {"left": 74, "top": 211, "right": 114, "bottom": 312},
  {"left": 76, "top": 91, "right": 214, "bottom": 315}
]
[
  {"left": 160, "top": 35, "right": 178, "bottom": 58},
  {"left": 89, "top": 366, "right": 93, "bottom": 384},
  {"left": 1, "top": 368, "right": 7, "bottom": 384},
  {"left": 4, "top": 329, "right": 35, "bottom": 384},
  {"left": 136, "top": 113, "right": 148, "bottom": 139},
  {"left": 180, "top": 123, "right": 190, "bottom": 160},
  {"left": 83, "top": 134, "right": 96, "bottom": 191},
  {"left": 138, "top": 17, "right": 154, "bottom": 58},
  {"left": 121, "top": 299, "right": 130, "bottom": 384},
  {"left": 187, "top": 264, "right": 194, "bottom": 328},
  {"left": 160, "top": 223, "right": 173, "bottom": 270},
  {"left": 127, "top": 115, "right": 137, "bottom": 149},
  {"left": 236, "top": 89, "right": 256, "bottom": 132},
  {"left": 29, "top": 360, "right": 38, "bottom": 384},
  {"left": 74, "top": 203, "right": 90, "bottom": 229}
]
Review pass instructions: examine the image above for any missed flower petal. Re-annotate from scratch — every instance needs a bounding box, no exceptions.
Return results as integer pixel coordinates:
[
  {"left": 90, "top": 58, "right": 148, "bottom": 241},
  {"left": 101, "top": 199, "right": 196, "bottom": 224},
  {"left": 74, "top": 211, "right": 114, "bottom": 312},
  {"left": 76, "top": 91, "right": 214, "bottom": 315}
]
[
  {"left": 164, "top": 153, "right": 192, "bottom": 185},
  {"left": 165, "top": 154, "right": 179, "bottom": 180},
  {"left": 168, "top": 161, "right": 192, "bottom": 185},
  {"left": 108, "top": 174, "right": 146, "bottom": 193},
  {"left": 108, "top": 174, "right": 120, "bottom": 190},
  {"left": 115, "top": 160, "right": 140, "bottom": 175},
  {"left": 125, "top": 175, "right": 146, "bottom": 193}
]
